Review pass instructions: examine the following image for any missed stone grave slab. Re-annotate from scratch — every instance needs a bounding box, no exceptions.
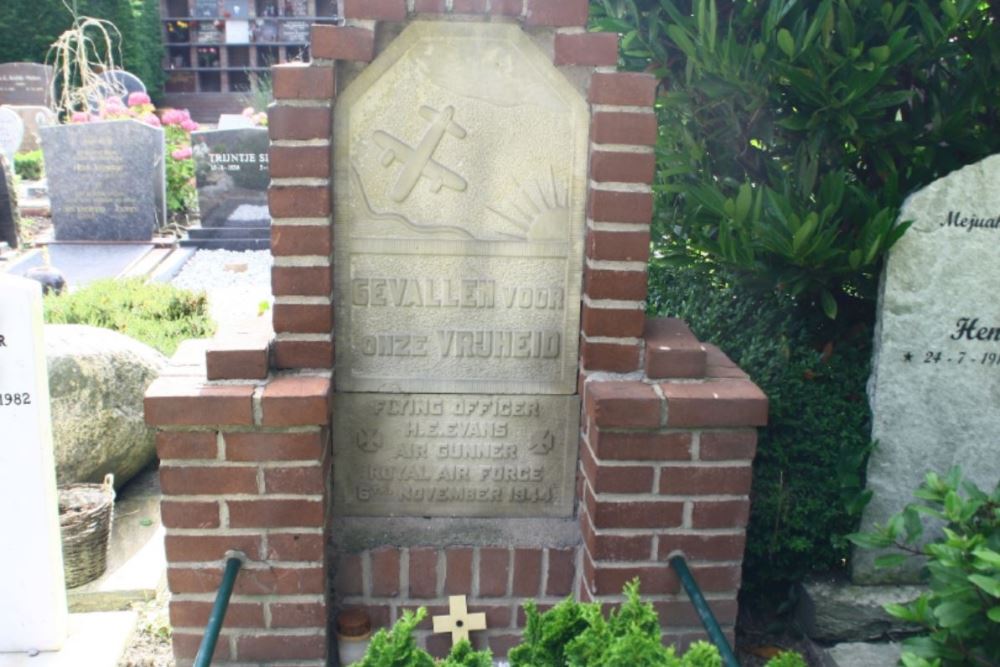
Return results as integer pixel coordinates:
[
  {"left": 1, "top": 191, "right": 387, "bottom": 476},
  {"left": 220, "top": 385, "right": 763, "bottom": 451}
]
[
  {"left": 855, "top": 153, "right": 1000, "bottom": 583},
  {"left": 333, "top": 21, "right": 588, "bottom": 395},
  {"left": 87, "top": 70, "right": 147, "bottom": 110},
  {"left": 0, "top": 106, "right": 24, "bottom": 164},
  {"left": 0, "top": 63, "right": 53, "bottom": 107},
  {"left": 6, "top": 244, "right": 156, "bottom": 288},
  {"left": 41, "top": 120, "right": 165, "bottom": 241},
  {"left": 7, "top": 105, "right": 57, "bottom": 152},
  {"left": 0, "top": 275, "right": 68, "bottom": 652},
  {"left": 0, "top": 155, "right": 18, "bottom": 249}
]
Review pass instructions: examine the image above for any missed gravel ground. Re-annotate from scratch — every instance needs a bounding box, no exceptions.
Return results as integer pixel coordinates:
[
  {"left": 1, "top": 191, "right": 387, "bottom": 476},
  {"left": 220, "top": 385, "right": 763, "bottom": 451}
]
[
  {"left": 170, "top": 249, "right": 274, "bottom": 336},
  {"left": 118, "top": 590, "right": 174, "bottom": 667}
]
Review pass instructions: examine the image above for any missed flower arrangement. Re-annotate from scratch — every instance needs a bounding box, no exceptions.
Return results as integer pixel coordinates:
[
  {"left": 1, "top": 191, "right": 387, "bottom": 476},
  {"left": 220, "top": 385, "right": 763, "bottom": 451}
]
[{"left": 241, "top": 106, "right": 268, "bottom": 127}]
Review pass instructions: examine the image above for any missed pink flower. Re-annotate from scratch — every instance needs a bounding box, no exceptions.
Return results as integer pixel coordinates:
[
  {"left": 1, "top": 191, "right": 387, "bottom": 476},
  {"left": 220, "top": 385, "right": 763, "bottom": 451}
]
[
  {"left": 171, "top": 146, "right": 193, "bottom": 160},
  {"left": 142, "top": 113, "right": 161, "bottom": 127},
  {"left": 161, "top": 109, "right": 186, "bottom": 126},
  {"left": 128, "top": 92, "right": 152, "bottom": 107},
  {"left": 181, "top": 119, "right": 200, "bottom": 132},
  {"left": 103, "top": 96, "right": 126, "bottom": 111},
  {"left": 70, "top": 111, "right": 91, "bottom": 123},
  {"left": 241, "top": 106, "right": 255, "bottom": 117}
]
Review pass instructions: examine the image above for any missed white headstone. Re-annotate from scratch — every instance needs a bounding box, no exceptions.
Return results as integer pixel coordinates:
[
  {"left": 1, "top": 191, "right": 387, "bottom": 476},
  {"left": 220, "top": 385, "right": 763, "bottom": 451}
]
[
  {"left": 0, "top": 106, "right": 25, "bottom": 163},
  {"left": 217, "top": 114, "right": 254, "bottom": 130},
  {"left": 855, "top": 154, "right": 1000, "bottom": 583},
  {"left": 0, "top": 275, "right": 68, "bottom": 652}
]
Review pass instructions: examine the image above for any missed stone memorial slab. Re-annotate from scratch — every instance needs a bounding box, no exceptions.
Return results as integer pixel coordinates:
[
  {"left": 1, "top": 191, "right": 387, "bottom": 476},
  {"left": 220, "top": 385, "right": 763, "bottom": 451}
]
[
  {"left": 0, "top": 155, "right": 18, "bottom": 249},
  {"left": 0, "top": 106, "right": 24, "bottom": 164},
  {"left": 193, "top": 128, "right": 269, "bottom": 226},
  {"left": 0, "top": 62, "right": 53, "bottom": 107},
  {"left": 217, "top": 113, "right": 254, "bottom": 130},
  {"left": 333, "top": 394, "right": 580, "bottom": 518},
  {"left": 855, "top": 154, "right": 1000, "bottom": 583},
  {"left": 41, "top": 120, "right": 166, "bottom": 241},
  {"left": 333, "top": 22, "right": 588, "bottom": 395},
  {"left": 8, "top": 105, "right": 57, "bottom": 152},
  {"left": 88, "top": 70, "right": 147, "bottom": 110},
  {"left": 0, "top": 275, "right": 69, "bottom": 652}
]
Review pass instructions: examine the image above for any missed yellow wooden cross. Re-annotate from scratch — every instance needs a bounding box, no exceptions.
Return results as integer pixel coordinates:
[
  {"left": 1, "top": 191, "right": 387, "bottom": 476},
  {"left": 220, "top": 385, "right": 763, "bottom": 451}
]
[{"left": 432, "top": 595, "right": 487, "bottom": 645}]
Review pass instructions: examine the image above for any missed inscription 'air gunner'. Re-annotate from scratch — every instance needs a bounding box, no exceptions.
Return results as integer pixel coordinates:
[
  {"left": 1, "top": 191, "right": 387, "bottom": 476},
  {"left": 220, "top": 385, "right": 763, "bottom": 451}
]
[{"left": 373, "top": 105, "right": 468, "bottom": 202}]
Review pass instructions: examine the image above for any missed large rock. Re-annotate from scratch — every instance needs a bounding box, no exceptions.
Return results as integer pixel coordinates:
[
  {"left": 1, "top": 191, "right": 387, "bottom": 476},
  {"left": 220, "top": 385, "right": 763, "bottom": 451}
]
[
  {"left": 798, "top": 576, "right": 922, "bottom": 642},
  {"left": 45, "top": 325, "right": 166, "bottom": 488}
]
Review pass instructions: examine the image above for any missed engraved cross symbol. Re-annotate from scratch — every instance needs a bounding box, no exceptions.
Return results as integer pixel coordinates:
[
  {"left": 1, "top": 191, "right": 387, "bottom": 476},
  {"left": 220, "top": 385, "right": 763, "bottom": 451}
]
[
  {"left": 432, "top": 595, "right": 487, "bottom": 645},
  {"left": 372, "top": 105, "right": 468, "bottom": 202}
]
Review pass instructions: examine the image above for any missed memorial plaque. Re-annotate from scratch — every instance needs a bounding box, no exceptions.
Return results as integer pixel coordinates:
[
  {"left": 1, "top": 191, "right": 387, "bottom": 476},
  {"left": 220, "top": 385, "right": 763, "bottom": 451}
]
[
  {"left": 0, "top": 106, "right": 24, "bottom": 164},
  {"left": 280, "top": 20, "right": 311, "bottom": 43},
  {"left": 855, "top": 153, "right": 1000, "bottom": 583},
  {"left": 194, "top": 0, "right": 219, "bottom": 17},
  {"left": 41, "top": 120, "right": 166, "bottom": 241},
  {"left": 333, "top": 394, "right": 580, "bottom": 517},
  {"left": 333, "top": 22, "right": 588, "bottom": 395},
  {"left": 192, "top": 127, "right": 270, "bottom": 227},
  {"left": 0, "top": 63, "right": 53, "bottom": 107}
]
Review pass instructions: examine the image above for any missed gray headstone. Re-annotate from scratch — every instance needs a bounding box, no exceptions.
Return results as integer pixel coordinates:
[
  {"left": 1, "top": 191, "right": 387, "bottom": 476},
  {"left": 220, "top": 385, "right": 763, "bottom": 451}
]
[
  {"left": 41, "top": 120, "right": 166, "bottom": 241},
  {"left": 0, "top": 63, "right": 53, "bottom": 107},
  {"left": 855, "top": 154, "right": 1000, "bottom": 583},
  {"left": 0, "top": 155, "right": 19, "bottom": 249},
  {"left": 88, "top": 70, "right": 147, "bottom": 110},
  {"left": 7, "top": 105, "right": 57, "bottom": 152},
  {"left": 0, "top": 107, "right": 25, "bottom": 164},
  {"left": 192, "top": 127, "right": 270, "bottom": 228}
]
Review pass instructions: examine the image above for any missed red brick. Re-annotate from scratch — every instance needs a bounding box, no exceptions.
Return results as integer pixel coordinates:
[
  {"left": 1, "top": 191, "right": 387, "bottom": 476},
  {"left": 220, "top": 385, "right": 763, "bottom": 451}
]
[
  {"left": 273, "top": 303, "right": 333, "bottom": 335},
  {"left": 271, "top": 224, "right": 332, "bottom": 257},
  {"left": 426, "top": 632, "right": 452, "bottom": 660},
  {"left": 159, "top": 465, "right": 258, "bottom": 495},
  {"left": 591, "top": 150, "right": 656, "bottom": 184},
  {"left": 237, "top": 633, "right": 326, "bottom": 661},
  {"left": 657, "top": 533, "right": 747, "bottom": 562},
  {"left": 585, "top": 381, "right": 660, "bottom": 428},
  {"left": 489, "top": 0, "right": 522, "bottom": 15},
  {"left": 228, "top": 499, "right": 324, "bottom": 527},
  {"left": 546, "top": 548, "right": 575, "bottom": 596},
  {"left": 591, "top": 429, "right": 692, "bottom": 461},
  {"left": 414, "top": 0, "right": 446, "bottom": 10},
  {"left": 580, "top": 339, "right": 642, "bottom": 373},
  {"left": 581, "top": 515, "right": 651, "bottom": 561},
  {"left": 409, "top": 548, "right": 438, "bottom": 598},
  {"left": 584, "top": 266, "right": 648, "bottom": 301},
  {"left": 589, "top": 72, "right": 658, "bottom": 106},
  {"left": 272, "top": 63, "right": 335, "bottom": 100},
  {"left": 699, "top": 430, "right": 758, "bottom": 461},
  {"left": 555, "top": 31, "right": 618, "bottom": 66},
  {"left": 592, "top": 564, "right": 678, "bottom": 596},
  {"left": 233, "top": 567, "right": 324, "bottom": 596},
  {"left": 589, "top": 189, "right": 653, "bottom": 224},
  {"left": 269, "top": 185, "right": 331, "bottom": 218},
  {"left": 452, "top": 0, "right": 487, "bottom": 11},
  {"left": 687, "top": 564, "right": 742, "bottom": 592},
  {"left": 170, "top": 601, "right": 264, "bottom": 629},
  {"left": 270, "top": 602, "right": 327, "bottom": 628},
  {"left": 160, "top": 500, "right": 219, "bottom": 529},
  {"left": 165, "top": 534, "right": 262, "bottom": 562},
  {"left": 156, "top": 431, "right": 217, "bottom": 460},
  {"left": 167, "top": 566, "right": 222, "bottom": 594},
  {"left": 587, "top": 486, "right": 683, "bottom": 529},
  {"left": 524, "top": 0, "right": 588, "bottom": 26},
  {"left": 691, "top": 499, "right": 750, "bottom": 529},
  {"left": 267, "top": 533, "right": 325, "bottom": 561},
  {"left": 172, "top": 632, "right": 230, "bottom": 660},
  {"left": 261, "top": 375, "right": 331, "bottom": 427},
  {"left": 704, "top": 344, "right": 748, "bottom": 379},
  {"left": 586, "top": 228, "right": 650, "bottom": 262},
  {"left": 311, "top": 24, "right": 375, "bottom": 61},
  {"left": 513, "top": 548, "right": 542, "bottom": 597},
  {"left": 583, "top": 445, "right": 655, "bottom": 494},
  {"left": 489, "top": 634, "right": 522, "bottom": 659},
  {"left": 582, "top": 304, "right": 645, "bottom": 338},
  {"left": 271, "top": 265, "right": 332, "bottom": 297},
  {"left": 224, "top": 431, "right": 325, "bottom": 462},
  {"left": 145, "top": 378, "right": 255, "bottom": 426},
  {"left": 659, "top": 465, "right": 752, "bottom": 496},
  {"left": 591, "top": 111, "right": 658, "bottom": 146},
  {"left": 479, "top": 548, "right": 509, "bottom": 597},
  {"left": 469, "top": 604, "right": 512, "bottom": 628},
  {"left": 268, "top": 145, "right": 330, "bottom": 179},
  {"left": 264, "top": 466, "right": 325, "bottom": 494},
  {"left": 645, "top": 317, "right": 707, "bottom": 379},
  {"left": 343, "top": 0, "right": 406, "bottom": 20},
  {"left": 336, "top": 553, "right": 363, "bottom": 595},
  {"left": 371, "top": 547, "right": 401, "bottom": 597},
  {"left": 355, "top": 604, "right": 392, "bottom": 630},
  {"left": 660, "top": 379, "right": 768, "bottom": 427},
  {"left": 206, "top": 343, "right": 269, "bottom": 381},
  {"left": 272, "top": 339, "right": 335, "bottom": 370},
  {"left": 444, "top": 547, "right": 472, "bottom": 595},
  {"left": 268, "top": 105, "right": 331, "bottom": 141}
]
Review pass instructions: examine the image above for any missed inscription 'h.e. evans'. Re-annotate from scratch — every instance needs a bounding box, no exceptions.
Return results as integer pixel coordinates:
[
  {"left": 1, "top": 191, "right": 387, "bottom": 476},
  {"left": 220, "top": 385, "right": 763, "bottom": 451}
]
[{"left": 332, "top": 22, "right": 589, "bottom": 519}]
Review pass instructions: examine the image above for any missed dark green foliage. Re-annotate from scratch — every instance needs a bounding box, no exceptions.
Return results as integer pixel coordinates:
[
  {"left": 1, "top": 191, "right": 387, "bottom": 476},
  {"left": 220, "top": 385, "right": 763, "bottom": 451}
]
[
  {"left": 357, "top": 609, "right": 435, "bottom": 667},
  {"left": 648, "top": 261, "right": 874, "bottom": 592},
  {"left": 0, "top": 0, "right": 164, "bottom": 100},
  {"left": 14, "top": 150, "right": 44, "bottom": 181},
  {"left": 591, "top": 0, "right": 1000, "bottom": 317},
  {"left": 44, "top": 278, "right": 215, "bottom": 355},
  {"left": 850, "top": 469, "right": 1000, "bottom": 667}
]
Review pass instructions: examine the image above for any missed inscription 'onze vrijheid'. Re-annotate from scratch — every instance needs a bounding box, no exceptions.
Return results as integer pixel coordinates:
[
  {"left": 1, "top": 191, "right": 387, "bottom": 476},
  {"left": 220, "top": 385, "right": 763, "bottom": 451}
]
[{"left": 332, "top": 21, "right": 588, "bottom": 518}]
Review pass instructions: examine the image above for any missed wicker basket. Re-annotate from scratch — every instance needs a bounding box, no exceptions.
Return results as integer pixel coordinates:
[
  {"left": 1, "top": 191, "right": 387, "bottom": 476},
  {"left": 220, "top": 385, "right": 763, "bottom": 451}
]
[{"left": 59, "top": 474, "right": 115, "bottom": 589}]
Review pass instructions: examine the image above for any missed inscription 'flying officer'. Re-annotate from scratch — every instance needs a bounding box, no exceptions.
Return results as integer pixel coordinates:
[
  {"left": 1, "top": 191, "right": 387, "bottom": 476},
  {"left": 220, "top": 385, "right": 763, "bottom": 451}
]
[{"left": 373, "top": 105, "right": 468, "bottom": 202}]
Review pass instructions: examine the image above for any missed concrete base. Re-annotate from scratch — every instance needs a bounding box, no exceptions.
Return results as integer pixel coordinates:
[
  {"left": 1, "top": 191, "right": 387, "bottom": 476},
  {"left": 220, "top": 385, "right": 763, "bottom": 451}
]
[
  {"left": 797, "top": 575, "right": 922, "bottom": 642},
  {"left": 0, "top": 611, "right": 138, "bottom": 667},
  {"left": 819, "top": 642, "right": 901, "bottom": 667}
]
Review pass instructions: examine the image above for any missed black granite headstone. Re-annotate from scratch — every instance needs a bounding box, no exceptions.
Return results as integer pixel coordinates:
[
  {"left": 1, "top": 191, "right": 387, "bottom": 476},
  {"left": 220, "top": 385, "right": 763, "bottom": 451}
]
[
  {"left": 0, "top": 154, "right": 19, "bottom": 249},
  {"left": 0, "top": 63, "right": 53, "bottom": 107},
  {"left": 41, "top": 120, "right": 166, "bottom": 241}
]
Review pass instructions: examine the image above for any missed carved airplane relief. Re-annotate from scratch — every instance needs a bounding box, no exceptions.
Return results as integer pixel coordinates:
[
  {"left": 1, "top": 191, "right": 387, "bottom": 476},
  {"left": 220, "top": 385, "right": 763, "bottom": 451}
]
[{"left": 373, "top": 105, "right": 468, "bottom": 202}]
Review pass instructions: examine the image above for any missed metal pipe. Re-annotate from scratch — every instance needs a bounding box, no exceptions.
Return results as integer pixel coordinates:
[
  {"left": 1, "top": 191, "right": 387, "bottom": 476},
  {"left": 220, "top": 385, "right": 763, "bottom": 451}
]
[
  {"left": 194, "top": 552, "right": 246, "bottom": 667},
  {"left": 669, "top": 555, "right": 740, "bottom": 667}
]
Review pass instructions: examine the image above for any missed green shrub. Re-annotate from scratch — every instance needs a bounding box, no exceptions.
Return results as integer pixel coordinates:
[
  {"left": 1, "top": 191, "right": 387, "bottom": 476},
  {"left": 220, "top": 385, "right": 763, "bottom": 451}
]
[
  {"left": 850, "top": 469, "right": 1000, "bottom": 667},
  {"left": 14, "top": 151, "right": 44, "bottom": 181},
  {"left": 44, "top": 278, "right": 214, "bottom": 356},
  {"left": 648, "top": 261, "right": 874, "bottom": 593}
]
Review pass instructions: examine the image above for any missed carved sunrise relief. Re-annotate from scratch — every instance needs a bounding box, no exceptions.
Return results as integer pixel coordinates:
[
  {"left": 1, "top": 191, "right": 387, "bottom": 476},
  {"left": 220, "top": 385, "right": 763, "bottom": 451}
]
[{"left": 334, "top": 22, "right": 589, "bottom": 395}]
